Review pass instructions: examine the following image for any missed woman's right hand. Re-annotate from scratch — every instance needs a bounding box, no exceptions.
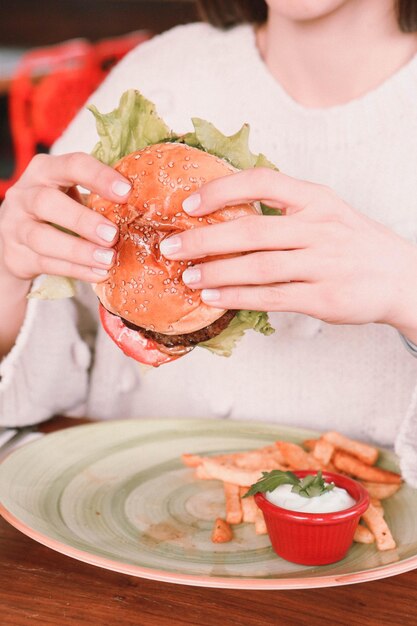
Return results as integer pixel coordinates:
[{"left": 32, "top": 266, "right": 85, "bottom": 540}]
[{"left": 0, "top": 152, "right": 132, "bottom": 284}]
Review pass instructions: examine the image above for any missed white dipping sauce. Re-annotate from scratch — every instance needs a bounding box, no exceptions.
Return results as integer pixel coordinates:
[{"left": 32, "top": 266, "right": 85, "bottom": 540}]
[{"left": 266, "top": 483, "right": 356, "bottom": 513}]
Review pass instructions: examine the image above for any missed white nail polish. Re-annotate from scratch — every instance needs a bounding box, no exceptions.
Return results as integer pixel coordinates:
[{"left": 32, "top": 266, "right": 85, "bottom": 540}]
[
  {"left": 93, "top": 248, "right": 114, "bottom": 265},
  {"left": 112, "top": 180, "right": 132, "bottom": 197},
  {"left": 182, "top": 193, "right": 201, "bottom": 214},
  {"left": 97, "top": 224, "right": 117, "bottom": 242},
  {"left": 201, "top": 289, "right": 220, "bottom": 302},
  {"left": 160, "top": 236, "right": 182, "bottom": 256},
  {"left": 182, "top": 267, "right": 201, "bottom": 284},
  {"left": 92, "top": 267, "right": 108, "bottom": 276}
]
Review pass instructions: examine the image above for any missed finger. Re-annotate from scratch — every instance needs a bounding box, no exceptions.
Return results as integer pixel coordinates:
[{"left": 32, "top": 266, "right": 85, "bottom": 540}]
[
  {"left": 199, "top": 283, "right": 317, "bottom": 314},
  {"left": 30, "top": 187, "right": 119, "bottom": 247},
  {"left": 159, "top": 215, "right": 316, "bottom": 260},
  {"left": 182, "top": 169, "right": 319, "bottom": 217},
  {"left": 182, "top": 251, "right": 313, "bottom": 288},
  {"left": 19, "top": 152, "right": 132, "bottom": 203},
  {"left": 22, "top": 222, "right": 115, "bottom": 270},
  {"left": 35, "top": 255, "right": 110, "bottom": 283}
]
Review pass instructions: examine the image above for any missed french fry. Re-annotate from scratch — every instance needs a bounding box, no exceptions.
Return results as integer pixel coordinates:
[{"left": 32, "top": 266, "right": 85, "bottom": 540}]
[
  {"left": 370, "top": 498, "right": 384, "bottom": 512},
  {"left": 239, "top": 487, "right": 258, "bottom": 523},
  {"left": 233, "top": 452, "right": 286, "bottom": 471},
  {"left": 323, "top": 431, "right": 378, "bottom": 465},
  {"left": 361, "top": 502, "right": 396, "bottom": 551},
  {"left": 212, "top": 518, "right": 233, "bottom": 543},
  {"left": 181, "top": 453, "right": 205, "bottom": 467},
  {"left": 333, "top": 451, "right": 402, "bottom": 484},
  {"left": 275, "top": 441, "right": 322, "bottom": 470},
  {"left": 360, "top": 481, "right": 401, "bottom": 500},
  {"left": 224, "top": 482, "right": 243, "bottom": 524},
  {"left": 201, "top": 459, "right": 268, "bottom": 487},
  {"left": 312, "top": 438, "right": 335, "bottom": 466},
  {"left": 254, "top": 508, "right": 268, "bottom": 535},
  {"left": 303, "top": 439, "right": 318, "bottom": 451},
  {"left": 195, "top": 464, "right": 214, "bottom": 480},
  {"left": 354, "top": 523, "right": 375, "bottom": 544}
]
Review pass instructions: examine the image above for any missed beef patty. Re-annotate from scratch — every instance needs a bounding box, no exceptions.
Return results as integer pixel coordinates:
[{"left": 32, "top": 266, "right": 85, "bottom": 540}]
[{"left": 120, "top": 310, "right": 236, "bottom": 347}]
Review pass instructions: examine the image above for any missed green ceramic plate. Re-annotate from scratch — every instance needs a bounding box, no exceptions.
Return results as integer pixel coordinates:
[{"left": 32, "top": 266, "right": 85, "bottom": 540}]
[{"left": 0, "top": 418, "right": 416, "bottom": 589}]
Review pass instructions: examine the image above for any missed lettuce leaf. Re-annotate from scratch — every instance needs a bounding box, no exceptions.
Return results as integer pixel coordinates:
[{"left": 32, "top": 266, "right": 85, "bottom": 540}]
[
  {"left": 199, "top": 310, "right": 275, "bottom": 357},
  {"left": 89, "top": 89, "right": 173, "bottom": 166},
  {"left": 182, "top": 117, "right": 278, "bottom": 172},
  {"left": 28, "top": 275, "right": 76, "bottom": 300}
]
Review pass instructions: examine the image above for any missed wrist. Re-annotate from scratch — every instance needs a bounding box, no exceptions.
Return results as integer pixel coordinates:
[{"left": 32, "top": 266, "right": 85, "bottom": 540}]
[
  {"left": 382, "top": 248, "right": 417, "bottom": 343},
  {"left": 0, "top": 265, "right": 31, "bottom": 301}
]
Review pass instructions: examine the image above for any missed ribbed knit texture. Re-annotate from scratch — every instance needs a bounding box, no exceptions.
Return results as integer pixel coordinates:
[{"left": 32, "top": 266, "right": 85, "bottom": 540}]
[{"left": 1, "top": 23, "right": 417, "bottom": 484}]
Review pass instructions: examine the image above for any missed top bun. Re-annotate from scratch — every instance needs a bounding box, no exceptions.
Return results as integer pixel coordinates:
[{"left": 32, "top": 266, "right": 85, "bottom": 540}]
[{"left": 89, "top": 142, "right": 258, "bottom": 335}]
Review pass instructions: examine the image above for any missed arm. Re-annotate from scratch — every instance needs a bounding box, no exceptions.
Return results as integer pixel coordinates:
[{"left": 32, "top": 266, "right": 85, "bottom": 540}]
[
  {"left": 0, "top": 152, "right": 132, "bottom": 425},
  {"left": 0, "top": 251, "right": 30, "bottom": 357}
]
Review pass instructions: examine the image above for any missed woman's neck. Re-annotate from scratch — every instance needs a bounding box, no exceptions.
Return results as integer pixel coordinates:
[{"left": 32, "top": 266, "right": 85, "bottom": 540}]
[{"left": 257, "top": 0, "right": 417, "bottom": 108}]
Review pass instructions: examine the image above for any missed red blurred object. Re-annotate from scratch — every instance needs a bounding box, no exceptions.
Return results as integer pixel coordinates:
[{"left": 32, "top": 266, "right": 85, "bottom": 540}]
[
  {"left": 254, "top": 470, "right": 370, "bottom": 565},
  {"left": 0, "top": 31, "right": 150, "bottom": 199}
]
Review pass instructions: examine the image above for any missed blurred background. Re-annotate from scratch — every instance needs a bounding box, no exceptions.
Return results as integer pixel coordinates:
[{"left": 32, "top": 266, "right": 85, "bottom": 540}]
[{"left": 0, "top": 0, "right": 200, "bottom": 199}]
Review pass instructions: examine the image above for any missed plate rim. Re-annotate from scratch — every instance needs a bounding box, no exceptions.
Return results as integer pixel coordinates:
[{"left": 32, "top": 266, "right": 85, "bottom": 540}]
[{"left": 0, "top": 418, "right": 415, "bottom": 590}]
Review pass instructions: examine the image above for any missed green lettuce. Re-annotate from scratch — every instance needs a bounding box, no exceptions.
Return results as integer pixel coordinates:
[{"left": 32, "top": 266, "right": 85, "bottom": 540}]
[
  {"left": 28, "top": 275, "right": 76, "bottom": 300},
  {"left": 182, "top": 118, "right": 277, "bottom": 171},
  {"left": 200, "top": 310, "right": 275, "bottom": 357},
  {"left": 89, "top": 89, "right": 173, "bottom": 166}
]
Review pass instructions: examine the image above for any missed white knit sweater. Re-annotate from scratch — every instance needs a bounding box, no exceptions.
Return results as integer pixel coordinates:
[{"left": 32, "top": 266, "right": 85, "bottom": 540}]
[{"left": 2, "top": 23, "right": 417, "bottom": 484}]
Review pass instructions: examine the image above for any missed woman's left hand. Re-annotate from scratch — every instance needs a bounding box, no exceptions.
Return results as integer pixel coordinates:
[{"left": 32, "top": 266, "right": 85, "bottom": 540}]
[{"left": 159, "top": 169, "right": 417, "bottom": 339}]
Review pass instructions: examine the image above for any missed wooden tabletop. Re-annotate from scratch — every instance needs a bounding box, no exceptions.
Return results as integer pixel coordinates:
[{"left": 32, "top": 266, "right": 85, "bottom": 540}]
[{"left": 1, "top": 417, "right": 416, "bottom": 626}]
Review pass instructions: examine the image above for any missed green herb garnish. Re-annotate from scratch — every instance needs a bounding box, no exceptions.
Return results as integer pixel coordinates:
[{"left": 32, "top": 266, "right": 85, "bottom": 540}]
[{"left": 244, "top": 470, "right": 335, "bottom": 499}]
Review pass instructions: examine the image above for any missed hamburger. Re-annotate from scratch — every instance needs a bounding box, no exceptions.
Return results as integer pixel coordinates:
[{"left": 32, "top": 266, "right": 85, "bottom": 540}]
[{"left": 87, "top": 90, "right": 276, "bottom": 366}]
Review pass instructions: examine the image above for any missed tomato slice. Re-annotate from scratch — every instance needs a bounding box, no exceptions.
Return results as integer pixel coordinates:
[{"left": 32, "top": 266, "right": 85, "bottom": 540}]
[{"left": 99, "top": 304, "right": 181, "bottom": 366}]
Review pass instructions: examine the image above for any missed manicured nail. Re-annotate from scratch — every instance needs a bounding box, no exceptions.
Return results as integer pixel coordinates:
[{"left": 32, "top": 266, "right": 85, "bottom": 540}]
[
  {"left": 160, "top": 236, "right": 182, "bottom": 256},
  {"left": 112, "top": 180, "right": 132, "bottom": 197},
  {"left": 97, "top": 224, "right": 118, "bottom": 242},
  {"left": 92, "top": 267, "right": 108, "bottom": 276},
  {"left": 182, "top": 193, "right": 201, "bottom": 215},
  {"left": 93, "top": 248, "right": 115, "bottom": 265},
  {"left": 201, "top": 289, "right": 220, "bottom": 302},
  {"left": 182, "top": 267, "right": 201, "bottom": 284}
]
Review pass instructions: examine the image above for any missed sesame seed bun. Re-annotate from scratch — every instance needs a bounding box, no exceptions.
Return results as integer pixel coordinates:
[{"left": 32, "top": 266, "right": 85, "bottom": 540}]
[{"left": 89, "top": 142, "right": 258, "bottom": 335}]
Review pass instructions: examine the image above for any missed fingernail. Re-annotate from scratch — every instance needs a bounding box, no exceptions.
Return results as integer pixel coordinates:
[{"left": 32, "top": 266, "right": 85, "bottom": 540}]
[
  {"left": 97, "top": 224, "right": 118, "bottom": 242},
  {"left": 112, "top": 180, "right": 132, "bottom": 197},
  {"left": 182, "top": 193, "right": 201, "bottom": 215},
  {"left": 182, "top": 267, "right": 201, "bottom": 284},
  {"left": 160, "top": 236, "right": 182, "bottom": 256},
  {"left": 201, "top": 289, "right": 220, "bottom": 302},
  {"left": 93, "top": 248, "right": 115, "bottom": 266},
  {"left": 92, "top": 267, "right": 108, "bottom": 276}
]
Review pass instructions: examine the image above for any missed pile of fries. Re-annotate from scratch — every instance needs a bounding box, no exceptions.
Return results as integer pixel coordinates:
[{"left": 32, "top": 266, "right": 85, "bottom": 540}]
[{"left": 181, "top": 431, "right": 402, "bottom": 551}]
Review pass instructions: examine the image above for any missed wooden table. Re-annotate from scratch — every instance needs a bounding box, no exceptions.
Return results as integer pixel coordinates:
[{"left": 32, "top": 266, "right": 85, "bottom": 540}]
[{"left": 1, "top": 417, "right": 416, "bottom": 626}]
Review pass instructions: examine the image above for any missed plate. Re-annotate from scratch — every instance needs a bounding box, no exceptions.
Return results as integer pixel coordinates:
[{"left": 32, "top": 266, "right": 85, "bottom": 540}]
[{"left": 0, "top": 418, "right": 416, "bottom": 590}]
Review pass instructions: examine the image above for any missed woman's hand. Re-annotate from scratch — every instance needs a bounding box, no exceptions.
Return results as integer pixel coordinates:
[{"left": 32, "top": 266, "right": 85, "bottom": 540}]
[
  {"left": 159, "top": 168, "right": 417, "bottom": 341},
  {"left": 0, "top": 152, "right": 132, "bottom": 284}
]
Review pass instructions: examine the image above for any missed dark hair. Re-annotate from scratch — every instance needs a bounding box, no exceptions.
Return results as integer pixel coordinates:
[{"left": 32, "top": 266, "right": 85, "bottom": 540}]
[{"left": 197, "top": 0, "right": 417, "bottom": 32}]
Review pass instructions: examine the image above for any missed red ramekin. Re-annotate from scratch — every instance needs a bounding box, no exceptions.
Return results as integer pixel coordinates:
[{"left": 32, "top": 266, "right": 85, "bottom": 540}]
[{"left": 254, "top": 470, "right": 370, "bottom": 565}]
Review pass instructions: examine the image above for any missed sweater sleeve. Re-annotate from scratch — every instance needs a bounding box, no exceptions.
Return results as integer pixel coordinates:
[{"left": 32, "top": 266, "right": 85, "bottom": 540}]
[{"left": 0, "top": 279, "right": 90, "bottom": 426}]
